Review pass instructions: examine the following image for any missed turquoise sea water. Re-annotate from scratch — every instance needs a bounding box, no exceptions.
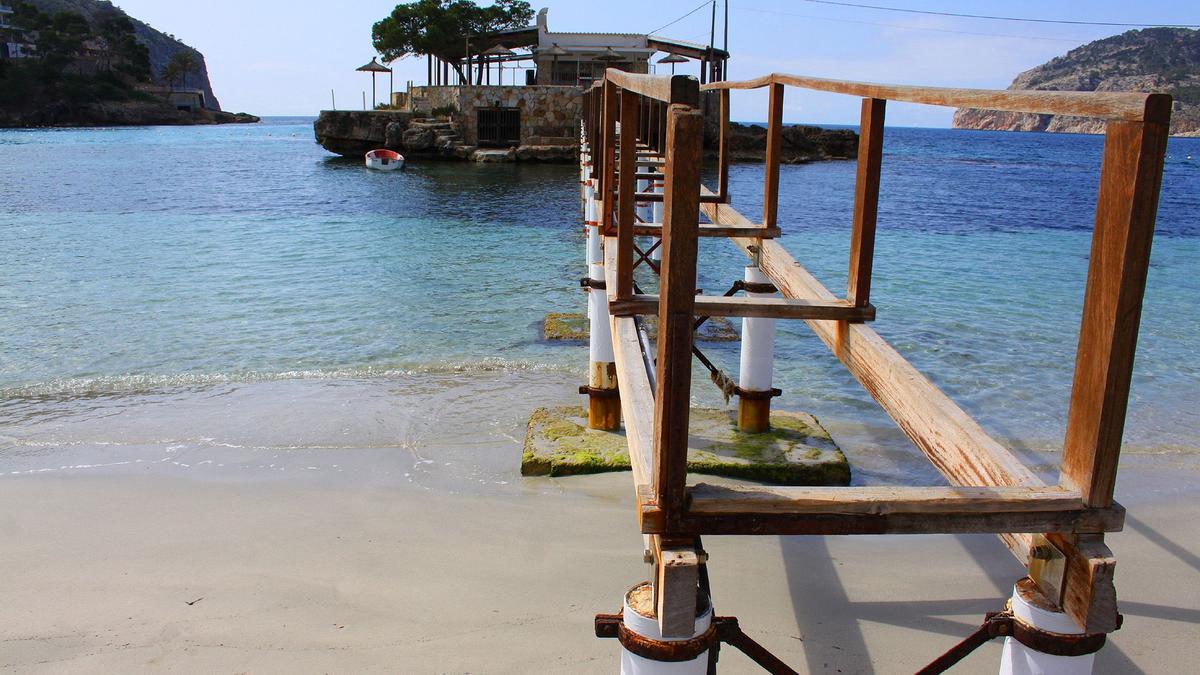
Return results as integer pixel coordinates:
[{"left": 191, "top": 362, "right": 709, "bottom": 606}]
[{"left": 1, "top": 118, "right": 1197, "bottom": 458}]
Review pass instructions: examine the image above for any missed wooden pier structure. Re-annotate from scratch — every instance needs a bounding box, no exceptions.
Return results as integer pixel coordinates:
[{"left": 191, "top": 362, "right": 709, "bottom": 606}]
[{"left": 577, "top": 68, "right": 1171, "bottom": 668}]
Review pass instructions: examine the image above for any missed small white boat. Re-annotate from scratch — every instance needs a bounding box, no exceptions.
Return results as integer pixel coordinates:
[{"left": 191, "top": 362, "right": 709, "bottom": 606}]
[{"left": 365, "top": 149, "right": 404, "bottom": 171}]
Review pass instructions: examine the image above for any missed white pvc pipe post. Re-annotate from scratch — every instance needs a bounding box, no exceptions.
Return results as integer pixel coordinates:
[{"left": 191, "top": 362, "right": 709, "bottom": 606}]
[
  {"left": 1000, "top": 582, "right": 1097, "bottom": 675},
  {"left": 589, "top": 258, "right": 614, "bottom": 365},
  {"left": 621, "top": 584, "right": 712, "bottom": 675},
  {"left": 739, "top": 265, "right": 776, "bottom": 393}
]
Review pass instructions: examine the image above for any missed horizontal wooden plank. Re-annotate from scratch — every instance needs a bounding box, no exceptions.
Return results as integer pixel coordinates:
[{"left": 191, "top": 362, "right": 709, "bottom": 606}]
[
  {"left": 606, "top": 69, "right": 700, "bottom": 106},
  {"left": 633, "top": 223, "right": 781, "bottom": 239},
  {"left": 649, "top": 508, "right": 1125, "bottom": 536},
  {"left": 636, "top": 192, "right": 724, "bottom": 203},
  {"left": 687, "top": 484, "right": 1084, "bottom": 514},
  {"left": 610, "top": 294, "right": 876, "bottom": 321},
  {"left": 702, "top": 73, "right": 1167, "bottom": 123}
]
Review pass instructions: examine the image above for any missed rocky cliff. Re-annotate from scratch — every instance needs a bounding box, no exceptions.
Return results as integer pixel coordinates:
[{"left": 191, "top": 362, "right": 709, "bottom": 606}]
[
  {"left": 26, "top": 0, "right": 222, "bottom": 110},
  {"left": 953, "top": 27, "right": 1200, "bottom": 136}
]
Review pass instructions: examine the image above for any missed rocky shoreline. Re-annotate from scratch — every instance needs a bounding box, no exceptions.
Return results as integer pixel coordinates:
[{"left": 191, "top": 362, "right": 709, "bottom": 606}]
[
  {"left": 0, "top": 100, "right": 259, "bottom": 129},
  {"left": 315, "top": 110, "right": 858, "bottom": 164}
]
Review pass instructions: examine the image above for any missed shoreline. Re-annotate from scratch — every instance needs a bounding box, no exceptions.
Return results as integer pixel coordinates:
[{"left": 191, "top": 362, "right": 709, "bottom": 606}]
[{"left": 2, "top": 428, "right": 1197, "bottom": 672}]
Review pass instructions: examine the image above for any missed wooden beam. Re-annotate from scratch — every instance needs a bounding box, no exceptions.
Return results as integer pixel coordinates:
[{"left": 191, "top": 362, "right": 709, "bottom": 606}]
[
  {"left": 632, "top": 192, "right": 725, "bottom": 203},
  {"left": 701, "top": 73, "right": 1161, "bottom": 122},
  {"left": 1047, "top": 533, "right": 1120, "bottom": 633},
  {"left": 606, "top": 69, "right": 700, "bottom": 106},
  {"left": 633, "top": 223, "right": 781, "bottom": 239},
  {"left": 653, "top": 508, "right": 1124, "bottom": 537},
  {"left": 1061, "top": 106, "right": 1171, "bottom": 508},
  {"left": 655, "top": 540, "right": 700, "bottom": 638},
  {"left": 617, "top": 91, "right": 639, "bottom": 300},
  {"left": 848, "top": 98, "right": 886, "bottom": 307},
  {"left": 718, "top": 88, "right": 730, "bottom": 201},
  {"left": 610, "top": 294, "right": 875, "bottom": 322},
  {"left": 652, "top": 105, "right": 705, "bottom": 526},
  {"left": 687, "top": 484, "right": 1087, "bottom": 515},
  {"left": 600, "top": 80, "right": 617, "bottom": 234},
  {"left": 604, "top": 246, "right": 654, "bottom": 488},
  {"left": 763, "top": 82, "right": 784, "bottom": 228}
]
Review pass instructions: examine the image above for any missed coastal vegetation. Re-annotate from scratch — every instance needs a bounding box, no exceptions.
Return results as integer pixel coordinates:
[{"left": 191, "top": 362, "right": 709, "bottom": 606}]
[
  {"left": 372, "top": 0, "right": 533, "bottom": 82},
  {"left": 954, "top": 27, "right": 1200, "bottom": 136},
  {"left": 0, "top": 0, "right": 255, "bottom": 127}
]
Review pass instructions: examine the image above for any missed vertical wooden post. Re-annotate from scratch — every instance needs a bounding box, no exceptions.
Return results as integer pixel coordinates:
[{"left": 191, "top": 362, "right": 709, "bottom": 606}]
[
  {"left": 847, "top": 97, "right": 886, "bottom": 308},
  {"left": 763, "top": 82, "right": 784, "bottom": 227},
  {"left": 1060, "top": 97, "right": 1171, "bottom": 508},
  {"left": 600, "top": 79, "right": 618, "bottom": 235},
  {"left": 718, "top": 88, "right": 730, "bottom": 203},
  {"left": 652, "top": 104, "right": 704, "bottom": 526},
  {"left": 617, "top": 91, "right": 639, "bottom": 300}
]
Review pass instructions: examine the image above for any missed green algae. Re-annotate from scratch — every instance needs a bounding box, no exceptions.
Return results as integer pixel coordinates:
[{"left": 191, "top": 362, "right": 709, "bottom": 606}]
[
  {"left": 541, "top": 313, "right": 739, "bottom": 343},
  {"left": 521, "top": 405, "right": 849, "bottom": 485},
  {"left": 543, "top": 313, "right": 590, "bottom": 341}
]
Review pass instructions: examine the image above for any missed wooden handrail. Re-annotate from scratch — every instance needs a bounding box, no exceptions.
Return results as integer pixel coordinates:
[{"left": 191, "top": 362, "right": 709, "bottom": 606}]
[
  {"left": 605, "top": 69, "right": 700, "bottom": 106},
  {"left": 702, "top": 72, "right": 1171, "bottom": 123}
]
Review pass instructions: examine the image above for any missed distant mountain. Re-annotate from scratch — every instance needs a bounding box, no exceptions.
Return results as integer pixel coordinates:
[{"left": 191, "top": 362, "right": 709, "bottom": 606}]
[
  {"left": 25, "top": 0, "right": 222, "bottom": 110},
  {"left": 953, "top": 27, "right": 1200, "bottom": 136}
]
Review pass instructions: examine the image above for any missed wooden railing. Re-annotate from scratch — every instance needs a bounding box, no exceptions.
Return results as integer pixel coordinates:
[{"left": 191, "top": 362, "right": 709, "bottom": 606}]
[{"left": 580, "top": 68, "right": 1171, "bottom": 638}]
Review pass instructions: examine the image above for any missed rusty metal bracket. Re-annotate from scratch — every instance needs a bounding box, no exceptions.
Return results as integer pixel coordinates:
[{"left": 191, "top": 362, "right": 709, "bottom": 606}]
[
  {"left": 580, "top": 277, "right": 607, "bottom": 290},
  {"left": 579, "top": 385, "right": 620, "bottom": 398},
  {"left": 734, "top": 387, "right": 783, "bottom": 401},
  {"left": 595, "top": 613, "right": 798, "bottom": 674},
  {"left": 917, "top": 608, "right": 1108, "bottom": 674}
]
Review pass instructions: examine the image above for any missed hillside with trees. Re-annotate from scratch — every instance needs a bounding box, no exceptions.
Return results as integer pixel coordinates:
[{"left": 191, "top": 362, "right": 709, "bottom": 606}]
[
  {"left": 0, "top": 0, "right": 256, "bottom": 127},
  {"left": 953, "top": 27, "right": 1200, "bottom": 136}
]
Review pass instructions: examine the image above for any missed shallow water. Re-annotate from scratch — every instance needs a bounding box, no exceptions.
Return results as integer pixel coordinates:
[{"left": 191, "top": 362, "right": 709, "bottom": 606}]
[{"left": 0, "top": 119, "right": 1197, "bottom": 484}]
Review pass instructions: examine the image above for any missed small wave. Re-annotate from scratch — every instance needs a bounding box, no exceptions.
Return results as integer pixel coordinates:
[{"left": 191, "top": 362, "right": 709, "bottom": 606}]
[{"left": 0, "top": 359, "right": 577, "bottom": 399}]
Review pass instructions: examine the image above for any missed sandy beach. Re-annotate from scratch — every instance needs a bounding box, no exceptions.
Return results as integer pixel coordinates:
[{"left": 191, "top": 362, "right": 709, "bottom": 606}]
[{"left": 2, "top": 374, "right": 1197, "bottom": 674}]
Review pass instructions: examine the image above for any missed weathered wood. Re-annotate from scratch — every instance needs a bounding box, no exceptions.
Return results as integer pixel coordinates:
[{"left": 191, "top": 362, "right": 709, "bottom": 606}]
[
  {"left": 632, "top": 192, "right": 724, "bottom": 203},
  {"left": 718, "top": 88, "right": 730, "bottom": 201},
  {"left": 1048, "top": 533, "right": 1120, "bottom": 633},
  {"left": 702, "top": 73, "right": 1163, "bottom": 122},
  {"left": 617, "top": 91, "right": 639, "bottom": 300},
  {"left": 655, "top": 540, "right": 701, "bottom": 637},
  {"left": 652, "top": 105, "right": 705, "bottom": 526},
  {"left": 687, "top": 484, "right": 1087, "bottom": 515},
  {"left": 633, "top": 223, "right": 781, "bottom": 239},
  {"left": 600, "top": 80, "right": 618, "bottom": 234},
  {"left": 848, "top": 98, "right": 886, "bottom": 307},
  {"left": 1061, "top": 111, "right": 1171, "bottom": 508},
  {"left": 698, "top": 187, "right": 1122, "bottom": 630},
  {"left": 610, "top": 294, "right": 875, "bottom": 322},
  {"left": 654, "top": 508, "right": 1125, "bottom": 537},
  {"left": 763, "top": 82, "right": 784, "bottom": 228},
  {"left": 605, "top": 248, "right": 654, "bottom": 487},
  {"left": 606, "top": 69, "right": 700, "bottom": 106}
]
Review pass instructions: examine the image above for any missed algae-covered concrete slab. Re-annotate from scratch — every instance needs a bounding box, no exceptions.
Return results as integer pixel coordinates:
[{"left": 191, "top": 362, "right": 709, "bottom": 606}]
[
  {"left": 522, "top": 406, "right": 849, "bottom": 485},
  {"left": 542, "top": 312, "right": 738, "bottom": 343}
]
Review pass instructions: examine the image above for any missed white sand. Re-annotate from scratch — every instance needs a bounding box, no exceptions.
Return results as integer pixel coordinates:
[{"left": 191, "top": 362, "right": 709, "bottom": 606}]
[
  {"left": 1, "top": 375, "right": 1197, "bottom": 673},
  {"left": 2, "top": 455, "right": 1198, "bottom": 673}
]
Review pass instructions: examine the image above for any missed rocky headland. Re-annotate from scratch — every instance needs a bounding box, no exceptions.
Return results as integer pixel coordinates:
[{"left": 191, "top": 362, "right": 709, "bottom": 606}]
[
  {"left": 953, "top": 27, "right": 1200, "bottom": 136},
  {"left": 0, "top": 0, "right": 257, "bottom": 127},
  {"left": 721, "top": 122, "right": 858, "bottom": 163}
]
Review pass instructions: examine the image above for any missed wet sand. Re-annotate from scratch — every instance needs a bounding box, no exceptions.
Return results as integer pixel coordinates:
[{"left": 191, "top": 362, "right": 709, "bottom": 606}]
[{"left": 1, "top": 374, "right": 1198, "bottom": 673}]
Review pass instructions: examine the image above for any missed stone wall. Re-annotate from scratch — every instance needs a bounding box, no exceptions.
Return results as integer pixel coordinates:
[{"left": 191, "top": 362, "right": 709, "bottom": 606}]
[{"left": 408, "top": 85, "right": 581, "bottom": 146}]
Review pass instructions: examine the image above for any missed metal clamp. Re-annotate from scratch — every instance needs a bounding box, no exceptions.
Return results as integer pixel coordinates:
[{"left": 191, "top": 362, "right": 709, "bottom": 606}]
[{"left": 580, "top": 277, "right": 607, "bottom": 290}]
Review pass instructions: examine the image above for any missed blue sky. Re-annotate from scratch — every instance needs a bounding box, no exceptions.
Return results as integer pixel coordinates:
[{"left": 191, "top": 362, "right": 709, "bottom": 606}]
[{"left": 113, "top": 0, "right": 1199, "bottom": 125}]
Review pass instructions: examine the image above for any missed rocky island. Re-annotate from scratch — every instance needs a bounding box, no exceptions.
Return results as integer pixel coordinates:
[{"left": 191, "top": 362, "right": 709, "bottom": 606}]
[
  {"left": 0, "top": 0, "right": 257, "bottom": 127},
  {"left": 953, "top": 27, "right": 1200, "bottom": 136}
]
